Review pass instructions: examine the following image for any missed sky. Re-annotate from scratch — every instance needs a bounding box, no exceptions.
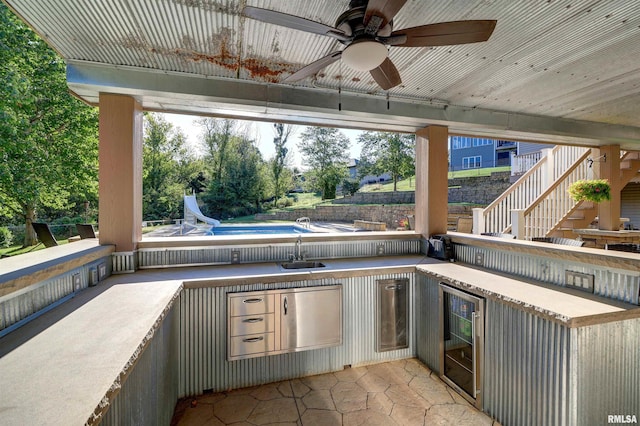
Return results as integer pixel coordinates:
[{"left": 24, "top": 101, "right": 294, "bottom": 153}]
[{"left": 162, "top": 113, "right": 363, "bottom": 168}]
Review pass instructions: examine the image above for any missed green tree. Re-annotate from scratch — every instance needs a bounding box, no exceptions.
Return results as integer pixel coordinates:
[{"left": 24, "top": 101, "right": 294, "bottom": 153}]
[
  {"left": 271, "top": 123, "right": 295, "bottom": 201},
  {"left": 298, "top": 127, "right": 350, "bottom": 199},
  {"left": 198, "top": 118, "right": 267, "bottom": 218},
  {"left": 142, "top": 113, "right": 196, "bottom": 220},
  {"left": 357, "top": 132, "right": 415, "bottom": 191},
  {"left": 0, "top": 4, "right": 99, "bottom": 246}
]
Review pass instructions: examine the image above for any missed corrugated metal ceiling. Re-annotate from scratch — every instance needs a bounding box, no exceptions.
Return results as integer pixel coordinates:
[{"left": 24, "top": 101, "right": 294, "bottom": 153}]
[{"left": 5, "top": 0, "right": 640, "bottom": 141}]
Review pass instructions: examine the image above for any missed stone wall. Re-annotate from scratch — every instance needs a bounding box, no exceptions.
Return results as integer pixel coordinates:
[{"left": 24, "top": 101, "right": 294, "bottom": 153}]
[
  {"left": 330, "top": 172, "right": 511, "bottom": 206},
  {"left": 255, "top": 203, "right": 477, "bottom": 230},
  {"left": 448, "top": 171, "right": 512, "bottom": 205},
  {"left": 255, "top": 204, "right": 415, "bottom": 229},
  {"left": 332, "top": 191, "right": 415, "bottom": 204}
]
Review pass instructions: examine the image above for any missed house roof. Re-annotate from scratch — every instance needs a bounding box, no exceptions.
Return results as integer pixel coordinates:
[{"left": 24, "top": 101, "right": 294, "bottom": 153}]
[{"left": 5, "top": 0, "right": 640, "bottom": 148}]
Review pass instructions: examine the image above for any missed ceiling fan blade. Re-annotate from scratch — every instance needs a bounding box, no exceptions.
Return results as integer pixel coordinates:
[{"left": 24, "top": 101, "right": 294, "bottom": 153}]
[
  {"left": 283, "top": 51, "right": 342, "bottom": 83},
  {"left": 243, "top": 6, "right": 349, "bottom": 41},
  {"left": 370, "top": 57, "right": 402, "bottom": 90},
  {"left": 388, "top": 20, "right": 497, "bottom": 47},
  {"left": 364, "top": 0, "right": 407, "bottom": 32}
]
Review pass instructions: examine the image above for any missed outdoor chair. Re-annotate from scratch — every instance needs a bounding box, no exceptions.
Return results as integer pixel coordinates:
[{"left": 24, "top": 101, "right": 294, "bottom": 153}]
[
  {"left": 31, "top": 222, "right": 58, "bottom": 248},
  {"left": 605, "top": 243, "right": 640, "bottom": 253},
  {"left": 76, "top": 223, "right": 97, "bottom": 239},
  {"left": 481, "top": 232, "right": 516, "bottom": 239},
  {"left": 531, "top": 237, "right": 585, "bottom": 247},
  {"left": 455, "top": 217, "right": 473, "bottom": 233}
]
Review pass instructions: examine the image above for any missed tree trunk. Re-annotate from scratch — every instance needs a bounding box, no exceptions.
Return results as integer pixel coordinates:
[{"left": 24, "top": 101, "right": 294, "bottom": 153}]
[
  {"left": 393, "top": 175, "right": 398, "bottom": 192},
  {"left": 23, "top": 205, "right": 38, "bottom": 247}
]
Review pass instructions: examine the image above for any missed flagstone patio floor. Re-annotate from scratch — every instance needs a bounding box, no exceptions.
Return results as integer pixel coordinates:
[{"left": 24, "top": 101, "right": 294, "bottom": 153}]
[{"left": 171, "top": 358, "right": 498, "bottom": 426}]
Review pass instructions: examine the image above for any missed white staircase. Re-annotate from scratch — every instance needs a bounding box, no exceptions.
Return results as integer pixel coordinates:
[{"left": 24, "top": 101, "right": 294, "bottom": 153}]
[
  {"left": 475, "top": 148, "right": 640, "bottom": 239},
  {"left": 474, "top": 145, "right": 590, "bottom": 239}
]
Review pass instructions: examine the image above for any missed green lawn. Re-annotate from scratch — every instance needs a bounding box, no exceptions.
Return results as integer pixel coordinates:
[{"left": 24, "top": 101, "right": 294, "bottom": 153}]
[
  {"left": 0, "top": 239, "right": 70, "bottom": 258},
  {"left": 448, "top": 166, "right": 510, "bottom": 178}
]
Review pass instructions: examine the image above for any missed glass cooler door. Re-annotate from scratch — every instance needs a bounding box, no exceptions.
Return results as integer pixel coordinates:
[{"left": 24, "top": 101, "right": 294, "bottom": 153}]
[{"left": 439, "top": 283, "right": 484, "bottom": 408}]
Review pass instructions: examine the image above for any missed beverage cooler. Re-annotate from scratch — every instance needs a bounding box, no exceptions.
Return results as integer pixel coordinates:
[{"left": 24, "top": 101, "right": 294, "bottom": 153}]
[{"left": 439, "top": 283, "right": 484, "bottom": 408}]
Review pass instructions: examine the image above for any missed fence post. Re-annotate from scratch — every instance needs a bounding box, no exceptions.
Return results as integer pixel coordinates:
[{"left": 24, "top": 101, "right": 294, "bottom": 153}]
[
  {"left": 511, "top": 209, "right": 525, "bottom": 240},
  {"left": 472, "top": 208, "right": 484, "bottom": 235}
]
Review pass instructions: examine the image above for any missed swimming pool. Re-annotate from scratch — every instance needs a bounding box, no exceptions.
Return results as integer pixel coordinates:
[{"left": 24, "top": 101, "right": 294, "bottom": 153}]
[{"left": 206, "top": 224, "right": 312, "bottom": 235}]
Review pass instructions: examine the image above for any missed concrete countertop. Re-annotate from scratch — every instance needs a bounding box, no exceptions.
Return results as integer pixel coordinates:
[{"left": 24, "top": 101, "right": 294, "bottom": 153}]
[
  {"left": 0, "top": 273, "right": 182, "bottom": 426},
  {"left": 0, "top": 255, "right": 425, "bottom": 426},
  {"left": 0, "top": 240, "right": 114, "bottom": 298},
  {"left": 417, "top": 262, "right": 640, "bottom": 327}
]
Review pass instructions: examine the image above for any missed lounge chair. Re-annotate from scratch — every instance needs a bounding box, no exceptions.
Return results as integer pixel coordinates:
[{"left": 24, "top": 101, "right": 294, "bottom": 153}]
[
  {"left": 31, "top": 222, "right": 58, "bottom": 248},
  {"left": 76, "top": 223, "right": 97, "bottom": 239},
  {"left": 481, "top": 232, "right": 516, "bottom": 239},
  {"left": 532, "top": 237, "right": 585, "bottom": 247}
]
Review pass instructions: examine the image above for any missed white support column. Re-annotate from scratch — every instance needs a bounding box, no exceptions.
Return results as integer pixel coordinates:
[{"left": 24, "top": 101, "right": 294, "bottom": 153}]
[
  {"left": 511, "top": 209, "right": 525, "bottom": 240},
  {"left": 472, "top": 208, "right": 485, "bottom": 235}
]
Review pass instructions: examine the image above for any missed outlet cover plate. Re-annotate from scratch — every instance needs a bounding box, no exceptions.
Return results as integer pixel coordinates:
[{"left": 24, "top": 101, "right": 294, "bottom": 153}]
[
  {"left": 72, "top": 273, "right": 82, "bottom": 291},
  {"left": 231, "top": 249, "right": 241, "bottom": 264},
  {"left": 565, "top": 270, "right": 594, "bottom": 293},
  {"left": 98, "top": 262, "right": 107, "bottom": 280}
]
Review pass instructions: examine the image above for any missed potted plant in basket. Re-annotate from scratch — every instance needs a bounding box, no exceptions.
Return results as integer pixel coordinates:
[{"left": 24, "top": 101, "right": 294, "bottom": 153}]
[{"left": 567, "top": 179, "right": 611, "bottom": 203}]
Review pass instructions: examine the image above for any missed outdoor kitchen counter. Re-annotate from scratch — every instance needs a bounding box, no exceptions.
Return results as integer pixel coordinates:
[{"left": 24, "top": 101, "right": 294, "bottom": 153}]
[
  {"left": 417, "top": 261, "right": 640, "bottom": 328},
  {"left": 0, "top": 255, "right": 425, "bottom": 426}
]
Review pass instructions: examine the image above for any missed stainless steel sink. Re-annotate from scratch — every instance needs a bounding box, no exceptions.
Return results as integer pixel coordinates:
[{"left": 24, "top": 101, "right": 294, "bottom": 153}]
[{"left": 280, "top": 261, "right": 326, "bottom": 270}]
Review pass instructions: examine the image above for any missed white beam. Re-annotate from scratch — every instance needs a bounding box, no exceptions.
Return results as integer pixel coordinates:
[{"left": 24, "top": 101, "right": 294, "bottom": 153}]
[{"left": 67, "top": 60, "right": 640, "bottom": 148}]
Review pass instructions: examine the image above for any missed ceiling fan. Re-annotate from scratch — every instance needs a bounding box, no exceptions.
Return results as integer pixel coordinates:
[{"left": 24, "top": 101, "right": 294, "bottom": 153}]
[{"left": 243, "top": 0, "right": 496, "bottom": 90}]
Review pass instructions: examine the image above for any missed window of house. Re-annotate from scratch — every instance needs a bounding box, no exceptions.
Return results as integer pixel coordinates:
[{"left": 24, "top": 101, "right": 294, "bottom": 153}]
[
  {"left": 452, "top": 136, "right": 494, "bottom": 149},
  {"left": 462, "top": 156, "right": 482, "bottom": 169}
]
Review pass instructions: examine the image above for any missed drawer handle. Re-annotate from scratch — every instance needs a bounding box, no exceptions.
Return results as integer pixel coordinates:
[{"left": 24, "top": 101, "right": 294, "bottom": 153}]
[
  {"left": 243, "top": 298, "right": 263, "bottom": 304},
  {"left": 385, "top": 285, "right": 400, "bottom": 290},
  {"left": 243, "top": 336, "right": 264, "bottom": 343},
  {"left": 243, "top": 317, "right": 264, "bottom": 323}
]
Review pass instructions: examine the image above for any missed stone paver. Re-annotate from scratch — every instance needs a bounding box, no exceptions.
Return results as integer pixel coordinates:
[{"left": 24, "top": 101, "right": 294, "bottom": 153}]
[{"left": 172, "top": 359, "right": 496, "bottom": 425}]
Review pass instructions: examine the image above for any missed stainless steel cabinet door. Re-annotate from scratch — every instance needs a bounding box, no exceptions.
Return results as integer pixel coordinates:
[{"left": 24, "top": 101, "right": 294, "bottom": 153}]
[
  {"left": 376, "top": 278, "right": 409, "bottom": 352},
  {"left": 280, "top": 285, "right": 342, "bottom": 351}
]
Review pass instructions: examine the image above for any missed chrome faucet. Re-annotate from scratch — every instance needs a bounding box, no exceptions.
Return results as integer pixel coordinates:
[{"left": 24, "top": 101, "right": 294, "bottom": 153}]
[{"left": 291, "top": 235, "right": 305, "bottom": 262}]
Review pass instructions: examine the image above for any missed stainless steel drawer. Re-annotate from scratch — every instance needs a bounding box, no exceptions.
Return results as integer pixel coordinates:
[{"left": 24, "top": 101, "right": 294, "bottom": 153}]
[
  {"left": 229, "top": 333, "right": 275, "bottom": 358},
  {"left": 229, "top": 313, "right": 275, "bottom": 336},
  {"left": 228, "top": 293, "right": 274, "bottom": 317}
]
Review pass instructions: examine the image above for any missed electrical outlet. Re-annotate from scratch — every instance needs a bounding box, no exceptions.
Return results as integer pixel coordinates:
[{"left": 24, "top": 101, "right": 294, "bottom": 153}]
[
  {"left": 231, "top": 249, "right": 241, "bottom": 264},
  {"left": 376, "top": 244, "right": 385, "bottom": 256},
  {"left": 72, "top": 273, "right": 82, "bottom": 291},
  {"left": 98, "top": 262, "right": 107, "bottom": 280},
  {"left": 565, "top": 271, "right": 594, "bottom": 293},
  {"left": 89, "top": 267, "right": 98, "bottom": 286},
  {"left": 475, "top": 252, "right": 484, "bottom": 266}
]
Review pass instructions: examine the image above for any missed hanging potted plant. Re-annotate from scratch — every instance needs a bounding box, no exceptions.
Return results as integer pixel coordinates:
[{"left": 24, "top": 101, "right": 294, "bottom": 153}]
[{"left": 567, "top": 179, "right": 611, "bottom": 203}]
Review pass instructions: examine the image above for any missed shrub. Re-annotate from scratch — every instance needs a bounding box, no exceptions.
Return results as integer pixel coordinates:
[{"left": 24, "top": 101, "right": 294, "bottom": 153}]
[
  {"left": 341, "top": 179, "right": 360, "bottom": 196},
  {"left": 0, "top": 227, "right": 13, "bottom": 248},
  {"left": 276, "top": 197, "right": 293, "bottom": 208}
]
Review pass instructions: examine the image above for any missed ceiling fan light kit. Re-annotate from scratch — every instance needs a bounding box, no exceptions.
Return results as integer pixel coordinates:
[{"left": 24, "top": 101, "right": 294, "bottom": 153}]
[
  {"left": 243, "top": 1, "right": 496, "bottom": 90},
  {"left": 342, "top": 40, "right": 388, "bottom": 71}
]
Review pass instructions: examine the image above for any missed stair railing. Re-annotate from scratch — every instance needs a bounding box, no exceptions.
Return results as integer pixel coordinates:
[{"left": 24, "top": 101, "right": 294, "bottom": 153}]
[
  {"left": 519, "top": 149, "right": 592, "bottom": 239},
  {"left": 475, "top": 145, "right": 589, "bottom": 234}
]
